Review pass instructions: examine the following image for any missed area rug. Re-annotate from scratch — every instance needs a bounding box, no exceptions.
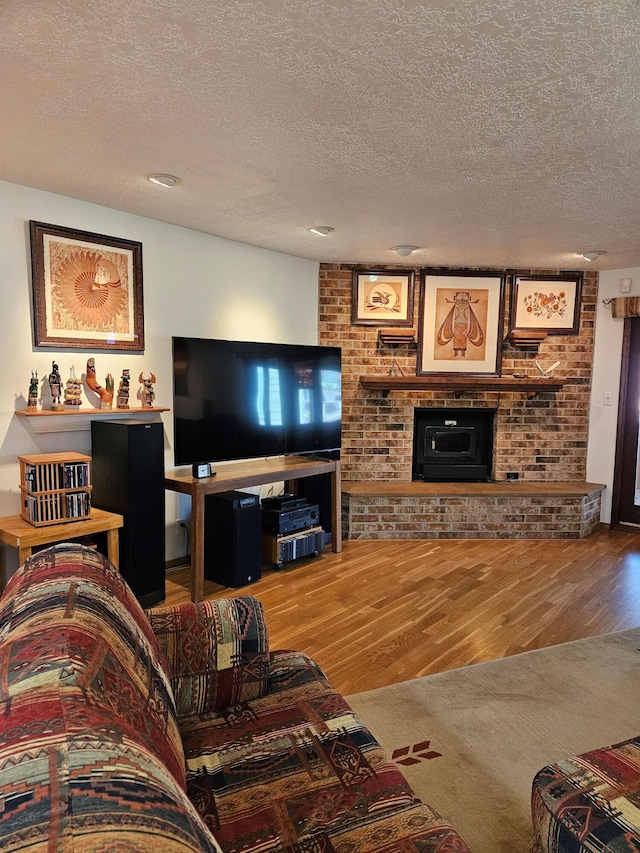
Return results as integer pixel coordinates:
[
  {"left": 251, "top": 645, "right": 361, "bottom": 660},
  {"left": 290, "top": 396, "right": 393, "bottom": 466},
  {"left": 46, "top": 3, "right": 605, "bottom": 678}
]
[{"left": 346, "top": 629, "right": 640, "bottom": 853}]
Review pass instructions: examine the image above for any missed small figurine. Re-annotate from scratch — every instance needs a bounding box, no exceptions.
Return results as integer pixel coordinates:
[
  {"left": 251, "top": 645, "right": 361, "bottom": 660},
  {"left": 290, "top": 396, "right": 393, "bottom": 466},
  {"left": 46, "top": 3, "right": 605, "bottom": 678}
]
[
  {"left": 64, "top": 366, "right": 83, "bottom": 407},
  {"left": 139, "top": 372, "right": 156, "bottom": 407},
  {"left": 48, "top": 361, "right": 63, "bottom": 410},
  {"left": 534, "top": 358, "right": 562, "bottom": 379},
  {"left": 117, "top": 369, "right": 131, "bottom": 409},
  {"left": 105, "top": 373, "right": 114, "bottom": 408},
  {"left": 28, "top": 370, "right": 38, "bottom": 409},
  {"left": 86, "top": 357, "right": 114, "bottom": 408}
]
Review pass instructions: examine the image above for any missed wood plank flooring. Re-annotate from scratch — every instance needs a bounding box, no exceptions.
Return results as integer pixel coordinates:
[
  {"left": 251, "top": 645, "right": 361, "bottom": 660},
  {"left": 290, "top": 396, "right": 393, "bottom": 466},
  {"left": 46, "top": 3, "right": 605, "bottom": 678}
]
[{"left": 164, "top": 529, "right": 640, "bottom": 696}]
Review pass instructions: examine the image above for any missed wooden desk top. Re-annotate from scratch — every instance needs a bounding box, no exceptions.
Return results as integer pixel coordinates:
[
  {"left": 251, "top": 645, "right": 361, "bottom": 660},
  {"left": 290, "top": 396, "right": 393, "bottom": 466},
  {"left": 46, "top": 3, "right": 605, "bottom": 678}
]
[
  {"left": 0, "top": 507, "right": 124, "bottom": 548},
  {"left": 165, "top": 455, "right": 339, "bottom": 497}
]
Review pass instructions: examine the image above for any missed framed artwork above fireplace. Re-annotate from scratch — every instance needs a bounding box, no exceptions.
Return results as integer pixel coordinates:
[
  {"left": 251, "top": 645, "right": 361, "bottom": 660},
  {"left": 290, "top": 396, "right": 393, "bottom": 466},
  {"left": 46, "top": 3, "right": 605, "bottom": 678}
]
[
  {"left": 351, "top": 269, "right": 414, "bottom": 325},
  {"left": 417, "top": 269, "right": 506, "bottom": 376},
  {"left": 508, "top": 272, "right": 583, "bottom": 336}
]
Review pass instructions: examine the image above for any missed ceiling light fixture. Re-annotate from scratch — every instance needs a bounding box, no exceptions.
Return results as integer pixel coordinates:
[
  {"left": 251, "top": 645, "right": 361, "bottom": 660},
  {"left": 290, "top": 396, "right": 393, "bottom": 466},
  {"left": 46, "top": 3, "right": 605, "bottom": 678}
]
[
  {"left": 393, "top": 245, "right": 418, "bottom": 257},
  {"left": 309, "top": 226, "right": 334, "bottom": 236},
  {"left": 148, "top": 173, "right": 181, "bottom": 188},
  {"left": 581, "top": 251, "right": 604, "bottom": 262}
]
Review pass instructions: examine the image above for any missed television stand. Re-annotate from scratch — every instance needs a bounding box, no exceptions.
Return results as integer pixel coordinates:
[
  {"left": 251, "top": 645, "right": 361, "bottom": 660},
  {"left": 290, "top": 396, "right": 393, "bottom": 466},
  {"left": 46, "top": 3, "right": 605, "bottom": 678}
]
[{"left": 165, "top": 455, "right": 341, "bottom": 602}]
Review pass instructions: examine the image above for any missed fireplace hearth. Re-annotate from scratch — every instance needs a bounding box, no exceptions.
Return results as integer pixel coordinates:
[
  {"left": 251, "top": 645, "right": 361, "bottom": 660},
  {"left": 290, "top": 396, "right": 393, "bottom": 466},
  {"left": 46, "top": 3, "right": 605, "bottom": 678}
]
[{"left": 412, "top": 407, "right": 495, "bottom": 482}]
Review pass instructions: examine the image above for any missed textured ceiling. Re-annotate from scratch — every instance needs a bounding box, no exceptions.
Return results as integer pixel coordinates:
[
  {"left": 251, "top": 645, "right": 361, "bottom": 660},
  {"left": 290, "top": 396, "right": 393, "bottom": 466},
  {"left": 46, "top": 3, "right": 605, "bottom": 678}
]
[{"left": 1, "top": 0, "right": 639, "bottom": 270}]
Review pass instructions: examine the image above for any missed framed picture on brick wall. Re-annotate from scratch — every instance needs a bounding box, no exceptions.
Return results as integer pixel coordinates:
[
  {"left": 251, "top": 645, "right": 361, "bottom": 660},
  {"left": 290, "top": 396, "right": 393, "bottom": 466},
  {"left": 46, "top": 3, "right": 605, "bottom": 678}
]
[
  {"left": 351, "top": 269, "right": 414, "bottom": 325},
  {"left": 418, "top": 269, "right": 506, "bottom": 376},
  {"left": 509, "top": 272, "right": 583, "bottom": 336}
]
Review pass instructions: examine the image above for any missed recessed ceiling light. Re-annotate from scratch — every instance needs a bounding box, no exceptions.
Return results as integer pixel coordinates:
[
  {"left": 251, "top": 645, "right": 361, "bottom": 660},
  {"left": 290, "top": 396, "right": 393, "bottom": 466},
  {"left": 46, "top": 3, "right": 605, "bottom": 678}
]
[
  {"left": 580, "top": 251, "right": 604, "bottom": 262},
  {"left": 148, "top": 173, "right": 181, "bottom": 188},
  {"left": 393, "top": 245, "right": 419, "bottom": 257},
  {"left": 309, "top": 226, "right": 334, "bottom": 236}
]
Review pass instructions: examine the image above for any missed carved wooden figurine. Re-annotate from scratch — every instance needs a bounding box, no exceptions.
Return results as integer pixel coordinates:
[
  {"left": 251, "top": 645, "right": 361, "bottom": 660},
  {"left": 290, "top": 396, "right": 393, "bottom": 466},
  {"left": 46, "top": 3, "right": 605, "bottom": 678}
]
[
  {"left": 86, "top": 357, "right": 114, "bottom": 408},
  {"left": 64, "top": 366, "right": 83, "bottom": 407},
  {"left": 28, "top": 370, "right": 38, "bottom": 409},
  {"left": 139, "top": 372, "right": 156, "bottom": 407},
  {"left": 48, "top": 361, "right": 63, "bottom": 410},
  {"left": 117, "top": 369, "right": 130, "bottom": 409}
]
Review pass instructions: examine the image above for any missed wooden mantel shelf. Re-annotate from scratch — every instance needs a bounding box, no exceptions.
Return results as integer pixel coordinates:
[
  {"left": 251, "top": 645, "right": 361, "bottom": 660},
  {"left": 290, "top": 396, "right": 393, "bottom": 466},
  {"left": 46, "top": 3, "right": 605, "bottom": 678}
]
[{"left": 359, "top": 375, "right": 564, "bottom": 397}]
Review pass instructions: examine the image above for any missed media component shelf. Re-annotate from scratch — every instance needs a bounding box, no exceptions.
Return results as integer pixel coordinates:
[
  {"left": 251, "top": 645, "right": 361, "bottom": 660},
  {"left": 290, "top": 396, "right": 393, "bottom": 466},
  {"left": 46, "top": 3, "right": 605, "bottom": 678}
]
[
  {"left": 261, "top": 493, "right": 323, "bottom": 569},
  {"left": 165, "top": 455, "right": 342, "bottom": 602},
  {"left": 262, "top": 525, "right": 325, "bottom": 569}
]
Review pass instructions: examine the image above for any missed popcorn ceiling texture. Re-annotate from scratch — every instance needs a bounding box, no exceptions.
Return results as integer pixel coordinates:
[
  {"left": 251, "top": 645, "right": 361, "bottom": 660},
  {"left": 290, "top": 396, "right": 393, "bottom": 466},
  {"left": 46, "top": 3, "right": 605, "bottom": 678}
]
[
  {"left": 318, "top": 264, "right": 598, "bottom": 484},
  {"left": 1, "top": 1, "right": 640, "bottom": 268}
]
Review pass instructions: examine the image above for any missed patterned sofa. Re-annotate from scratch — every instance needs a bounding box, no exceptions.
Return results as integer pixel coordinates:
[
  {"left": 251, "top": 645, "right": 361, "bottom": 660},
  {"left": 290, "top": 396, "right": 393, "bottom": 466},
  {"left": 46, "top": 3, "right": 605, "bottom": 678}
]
[
  {"left": 531, "top": 739, "right": 640, "bottom": 853},
  {"left": 0, "top": 543, "right": 471, "bottom": 852}
]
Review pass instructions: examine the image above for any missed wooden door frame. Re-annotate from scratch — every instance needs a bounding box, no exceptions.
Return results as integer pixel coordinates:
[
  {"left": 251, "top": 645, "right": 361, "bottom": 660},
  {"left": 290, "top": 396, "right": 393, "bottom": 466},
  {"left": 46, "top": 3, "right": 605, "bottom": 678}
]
[{"left": 611, "top": 318, "right": 639, "bottom": 531}]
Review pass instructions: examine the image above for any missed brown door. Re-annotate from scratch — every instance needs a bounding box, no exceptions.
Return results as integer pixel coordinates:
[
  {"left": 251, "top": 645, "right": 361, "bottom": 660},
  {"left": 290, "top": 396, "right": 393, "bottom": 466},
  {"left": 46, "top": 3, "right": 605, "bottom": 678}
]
[{"left": 611, "top": 318, "right": 640, "bottom": 530}]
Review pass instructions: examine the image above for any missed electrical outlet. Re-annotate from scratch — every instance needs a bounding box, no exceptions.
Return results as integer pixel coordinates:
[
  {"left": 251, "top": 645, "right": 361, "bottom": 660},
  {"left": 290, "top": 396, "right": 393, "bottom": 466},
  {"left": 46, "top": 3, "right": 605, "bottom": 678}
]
[
  {"left": 603, "top": 392, "right": 613, "bottom": 407},
  {"left": 506, "top": 472, "right": 519, "bottom": 481},
  {"left": 176, "top": 518, "right": 186, "bottom": 539}
]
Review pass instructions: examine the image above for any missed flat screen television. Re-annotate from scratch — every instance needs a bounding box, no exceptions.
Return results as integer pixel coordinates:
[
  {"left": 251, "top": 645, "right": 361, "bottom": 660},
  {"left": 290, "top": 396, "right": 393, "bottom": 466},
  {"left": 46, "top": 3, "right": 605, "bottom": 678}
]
[{"left": 172, "top": 336, "right": 342, "bottom": 466}]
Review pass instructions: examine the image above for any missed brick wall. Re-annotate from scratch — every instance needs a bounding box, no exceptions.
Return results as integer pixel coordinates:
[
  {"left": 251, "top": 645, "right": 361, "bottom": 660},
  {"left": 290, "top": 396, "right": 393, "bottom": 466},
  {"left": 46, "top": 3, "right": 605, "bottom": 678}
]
[
  {"left": 319, "top": 265, "right": 598, "bottom": 483},
  {"left": 342, "top": 488, "right": 604, "bottom": 540}
]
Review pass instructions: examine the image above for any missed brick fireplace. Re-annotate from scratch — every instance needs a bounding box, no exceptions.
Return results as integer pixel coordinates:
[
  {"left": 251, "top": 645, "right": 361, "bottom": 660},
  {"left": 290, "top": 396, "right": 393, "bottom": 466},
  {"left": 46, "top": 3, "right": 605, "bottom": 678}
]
[{"left": 318, "top": 264, "right": 602, "bottom": 539}]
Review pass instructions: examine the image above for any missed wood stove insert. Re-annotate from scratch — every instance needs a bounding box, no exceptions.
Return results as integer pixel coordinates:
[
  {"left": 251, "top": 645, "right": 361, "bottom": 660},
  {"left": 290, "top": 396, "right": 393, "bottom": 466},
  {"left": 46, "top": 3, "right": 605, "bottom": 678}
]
[{"left": 412, "top": 407, "right": 495, "bottom": 482}]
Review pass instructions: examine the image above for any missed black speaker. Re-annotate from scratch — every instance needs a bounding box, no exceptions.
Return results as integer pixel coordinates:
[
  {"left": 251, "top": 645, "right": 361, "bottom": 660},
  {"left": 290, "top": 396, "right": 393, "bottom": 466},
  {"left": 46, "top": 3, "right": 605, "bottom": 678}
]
[
  {"left": 90, "top": 420, "right": 165, "bottom": 607},
  {"left": 204, "top": 490, "right": 261, "bottom": 587}
]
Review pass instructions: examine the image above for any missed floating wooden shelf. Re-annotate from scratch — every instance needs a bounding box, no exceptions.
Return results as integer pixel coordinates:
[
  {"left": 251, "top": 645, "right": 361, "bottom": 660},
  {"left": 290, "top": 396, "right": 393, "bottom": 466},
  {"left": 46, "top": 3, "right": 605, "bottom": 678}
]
[
  {"left": 359, "top": 375, "right": 564, "bottom": 398},
  {"left": 507, "top": 330, "right": 548, "bottom": 350},
  {"left": 15, "top": 407, "right": 169, "bottom": 434},
  {"left": 16, "top": 406, "right": 169, "bottom": 417},
  {"left": 378, "top": 328, "right": 417, "bottom": 346}
]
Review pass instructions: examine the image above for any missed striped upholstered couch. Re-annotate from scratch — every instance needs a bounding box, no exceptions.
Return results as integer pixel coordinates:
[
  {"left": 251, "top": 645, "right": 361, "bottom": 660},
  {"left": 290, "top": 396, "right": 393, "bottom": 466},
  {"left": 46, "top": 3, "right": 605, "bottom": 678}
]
[
  {"left": 531, "top": 739, "right": 640, "bottom": 853},
  {"left": 0, "top": 543, "right": 471, "bottom": 852}
]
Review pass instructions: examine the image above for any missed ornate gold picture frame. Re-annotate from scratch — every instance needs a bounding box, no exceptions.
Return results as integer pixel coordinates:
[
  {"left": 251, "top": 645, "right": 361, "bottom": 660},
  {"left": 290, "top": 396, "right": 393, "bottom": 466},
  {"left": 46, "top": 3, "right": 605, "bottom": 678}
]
[{"left": 29, "top": 221, "right": 144, "bottom": 351}]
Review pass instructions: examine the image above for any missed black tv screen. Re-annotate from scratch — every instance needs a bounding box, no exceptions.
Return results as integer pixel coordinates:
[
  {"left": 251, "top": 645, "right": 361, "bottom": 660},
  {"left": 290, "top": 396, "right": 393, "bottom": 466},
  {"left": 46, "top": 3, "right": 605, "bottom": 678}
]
[{"left": 172, "top": 337, "right": 342, "bottom": 466}]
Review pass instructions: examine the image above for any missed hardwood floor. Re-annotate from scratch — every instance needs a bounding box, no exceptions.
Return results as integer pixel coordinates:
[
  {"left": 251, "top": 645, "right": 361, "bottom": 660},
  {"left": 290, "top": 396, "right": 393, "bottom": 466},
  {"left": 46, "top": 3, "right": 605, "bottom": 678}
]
[{"left": 164, "top": 529, "right": 640, "bottom": 696}]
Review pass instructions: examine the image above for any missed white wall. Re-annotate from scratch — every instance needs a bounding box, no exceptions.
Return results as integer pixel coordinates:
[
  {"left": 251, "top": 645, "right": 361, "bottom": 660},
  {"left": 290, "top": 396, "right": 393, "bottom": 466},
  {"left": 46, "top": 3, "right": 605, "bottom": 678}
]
[
  {"left": 0, "top": 180, "right": 319, "bottom": 580},
  {"left": 587, "top": 267, "right": 640, "bottom": 522}
]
